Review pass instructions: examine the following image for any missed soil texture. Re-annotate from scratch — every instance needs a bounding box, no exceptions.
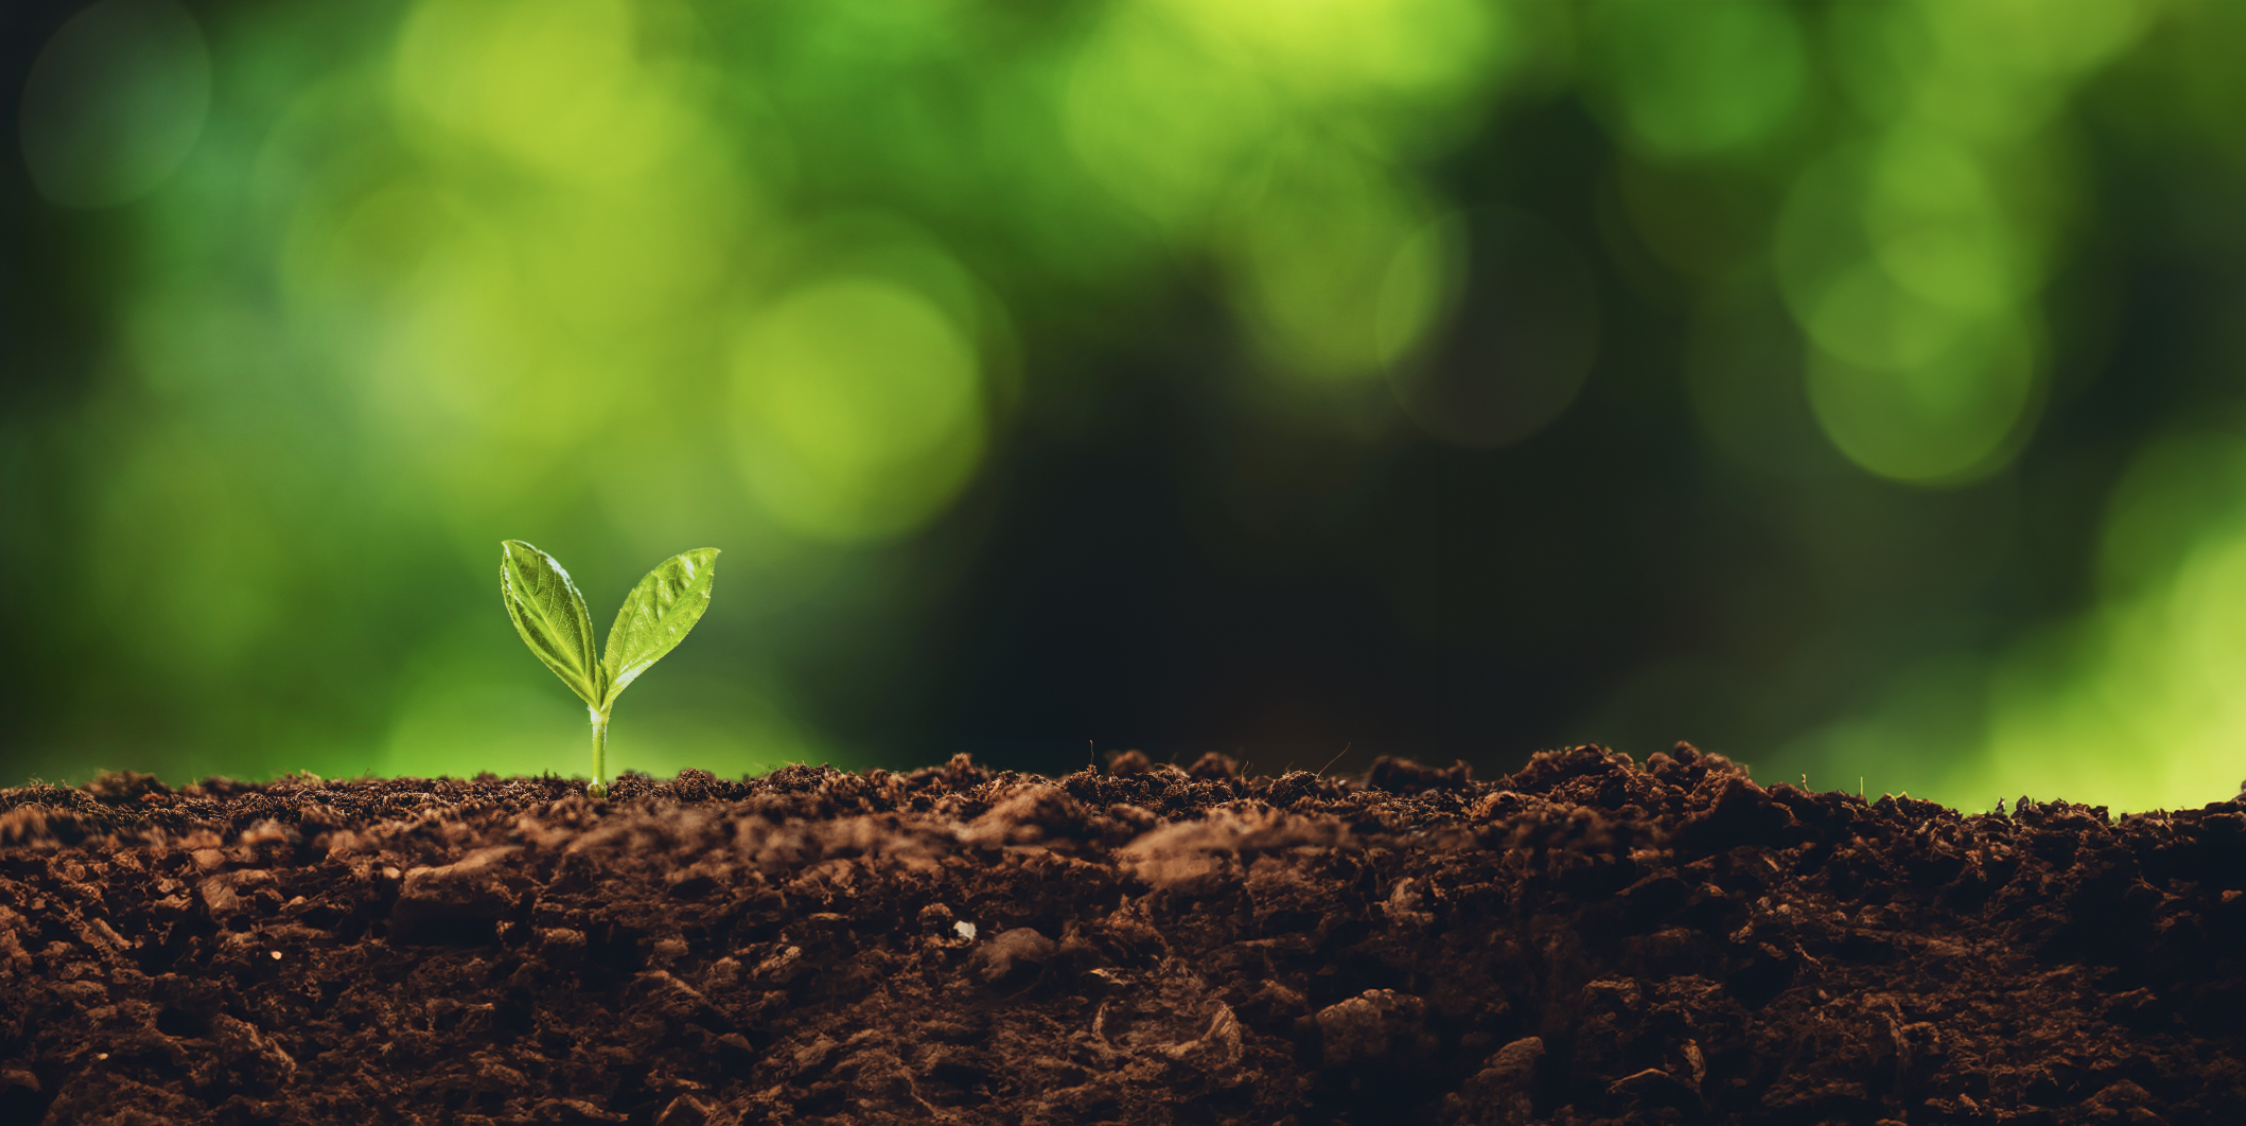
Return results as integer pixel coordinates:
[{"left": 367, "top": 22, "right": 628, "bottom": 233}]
[{"left": 3, "top": 745, "right": 2245, "bottom": 1125}]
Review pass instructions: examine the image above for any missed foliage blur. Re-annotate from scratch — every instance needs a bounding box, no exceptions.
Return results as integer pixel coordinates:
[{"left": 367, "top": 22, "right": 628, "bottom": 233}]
[{"left": 5, "top": 0, "right": 2243, "bottom": 811}]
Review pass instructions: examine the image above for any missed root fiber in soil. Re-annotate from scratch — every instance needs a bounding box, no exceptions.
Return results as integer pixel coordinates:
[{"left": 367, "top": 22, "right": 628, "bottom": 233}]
[{"left": 2, "top": 745, "right": 2244, "bottom": 1125}]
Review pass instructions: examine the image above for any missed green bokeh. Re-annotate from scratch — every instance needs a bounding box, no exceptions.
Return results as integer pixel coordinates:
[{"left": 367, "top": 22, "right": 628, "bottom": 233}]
[
  {"left": 1588, "top": 0, "right": 1806, "bottom": 160},
  {"left": 11, "top": 0, "right": 2246, "bottom": 814}
]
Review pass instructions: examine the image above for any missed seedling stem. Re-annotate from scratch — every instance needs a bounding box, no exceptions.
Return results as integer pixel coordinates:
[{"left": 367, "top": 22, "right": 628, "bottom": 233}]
[{"left": 589, "top": 707, "right": 612, "bottom": 800}]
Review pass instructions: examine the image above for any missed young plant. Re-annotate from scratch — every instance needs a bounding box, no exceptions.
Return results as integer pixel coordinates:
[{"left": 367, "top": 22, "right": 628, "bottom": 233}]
[{"left": 499, "top": 541, "right": 720, "bottom": 799}]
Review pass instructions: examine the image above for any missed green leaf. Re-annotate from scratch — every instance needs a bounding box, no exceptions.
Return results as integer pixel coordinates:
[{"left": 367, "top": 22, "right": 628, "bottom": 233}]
[
  {"left": 499, "top": 540, "right": 605, "bottom": 709},
  {"left": 600, "top": 547, "right": 720, "bottom": 710}
]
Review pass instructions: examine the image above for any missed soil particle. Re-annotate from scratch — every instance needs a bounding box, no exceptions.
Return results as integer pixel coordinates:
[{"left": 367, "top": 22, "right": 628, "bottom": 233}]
[{"left": 3, "top": 746, "right": 2245, "bottom": 1123}]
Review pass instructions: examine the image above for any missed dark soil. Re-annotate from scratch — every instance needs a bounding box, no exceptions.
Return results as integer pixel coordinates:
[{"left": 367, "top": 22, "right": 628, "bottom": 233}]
[{"left": 3, "top": 745, "right": 2244, "bottom": 1125}]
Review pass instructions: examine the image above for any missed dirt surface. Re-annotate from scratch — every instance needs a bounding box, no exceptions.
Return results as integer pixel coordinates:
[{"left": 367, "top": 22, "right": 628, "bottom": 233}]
[{"left": 2, "top": 745, "right": 2244, "bottom": 1125}]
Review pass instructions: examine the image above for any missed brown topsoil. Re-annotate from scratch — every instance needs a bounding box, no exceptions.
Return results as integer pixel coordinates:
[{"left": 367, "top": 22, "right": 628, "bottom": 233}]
[{"left": 2, "top": 745, "right": 2243, "bottom": 1126}]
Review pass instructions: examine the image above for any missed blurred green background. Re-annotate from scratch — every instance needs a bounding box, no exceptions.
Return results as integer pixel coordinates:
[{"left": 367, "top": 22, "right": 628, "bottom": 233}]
[{"left": 5, "top": 0, "right": 2244, "bottom": 811}]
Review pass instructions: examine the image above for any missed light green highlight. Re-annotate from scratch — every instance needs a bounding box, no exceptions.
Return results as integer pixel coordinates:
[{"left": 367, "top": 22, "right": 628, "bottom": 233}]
[{"left": 728, "top": 277, "right": 987, "bottom": 543}]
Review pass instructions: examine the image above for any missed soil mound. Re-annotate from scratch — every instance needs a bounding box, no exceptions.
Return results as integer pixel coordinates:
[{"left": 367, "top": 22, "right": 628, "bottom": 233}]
[{"left": 2, "top": 745, "right": 2244, "bottom": 1124}]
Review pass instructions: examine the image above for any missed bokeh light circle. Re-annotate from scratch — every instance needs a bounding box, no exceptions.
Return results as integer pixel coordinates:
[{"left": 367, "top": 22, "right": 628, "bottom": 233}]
[
  {"left": 1148, "top": 0, "right": 1500, "bottom": 108},
  {"left": 728, "top": 278, "right": 986, "bottom": 543},
  {"left": 19, "top": 0, "right": 211, "bottom": 208},
  {"left": 1062, "top": 6, "right": 1278, "bottom": 236},
  {"left": 1227, "top": 143, "right": 1439, "bottom": 384},
  {"left": 1588, "top": 0, "right": 1806, "bottom": 159},
  {"left": 1803, "top": 303, "right": 2040, "bottom": 484},
  {"left": 1778, "top": 142, "right": 2048, "bottom": 484},
  {"left": 394, "top": 0, "right": 694, "bottom": 181},
  {"left": 1386, "top": 209, "right": 1601, "bottom": 448},
  {"left": 1865, "top": 131, "right": 2032, "bottom": 316}
]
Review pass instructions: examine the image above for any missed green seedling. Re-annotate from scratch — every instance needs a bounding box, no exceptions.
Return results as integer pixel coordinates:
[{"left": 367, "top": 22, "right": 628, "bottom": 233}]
[{"left": 499, "top": 541, "right": 719, "bottom": 799}]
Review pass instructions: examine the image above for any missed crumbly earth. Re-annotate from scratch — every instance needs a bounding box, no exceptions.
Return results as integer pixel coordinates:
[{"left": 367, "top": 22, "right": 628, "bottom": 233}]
[{"left": 1, "top": 745, "right": 2243, "bottom": 1125}]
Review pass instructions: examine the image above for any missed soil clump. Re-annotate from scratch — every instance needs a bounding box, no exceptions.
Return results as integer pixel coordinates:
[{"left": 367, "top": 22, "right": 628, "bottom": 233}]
[{"left": 3, "top": 744, "right": 2244, "bottom": 1124}]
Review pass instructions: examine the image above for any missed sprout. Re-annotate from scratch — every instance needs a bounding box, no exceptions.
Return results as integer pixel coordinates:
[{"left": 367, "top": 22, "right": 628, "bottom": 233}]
[{"left": 499, "top": 541, "right": 719, "bottom": 799}]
